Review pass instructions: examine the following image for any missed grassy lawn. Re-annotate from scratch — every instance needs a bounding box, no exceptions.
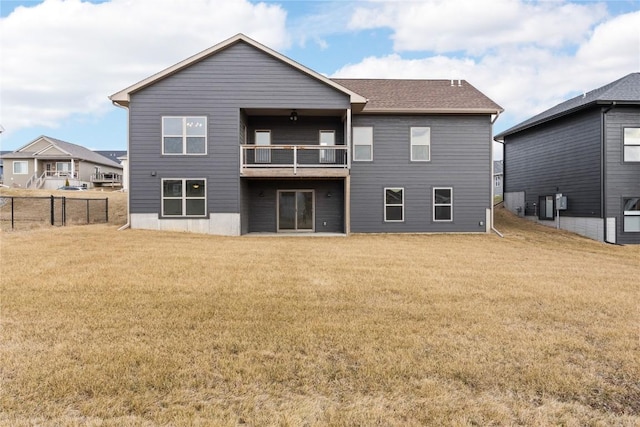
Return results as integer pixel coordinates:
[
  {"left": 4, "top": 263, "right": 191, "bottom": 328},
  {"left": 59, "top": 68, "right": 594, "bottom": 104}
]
[{"left": 1, "top": 198, "right": 638, "bottom": 425}]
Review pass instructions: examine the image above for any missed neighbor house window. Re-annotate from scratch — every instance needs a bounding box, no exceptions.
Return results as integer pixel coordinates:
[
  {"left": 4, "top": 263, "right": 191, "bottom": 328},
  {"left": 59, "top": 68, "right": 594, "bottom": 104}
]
[
  {"left": 162, "top": 116, "right": 207, "bottom": 154},
  {"left": 353, "top": 127, "right": 373, "bottom": 161},
  {"left": 410, "top": 127, "right": 430, "bottom": 161},
  {"left": 623, "top": 128, "right": 640, "bottom": 162},
  {"left": 384, "top": 188, "right": 404, "bottom": 222},
  {"left": 162, "top": 179, "right": 206, "bottom": 217},
  {"left": 623, "top": 197, "right": 640, "bottom": 232},
  {"left": 433, "top": 188, "right": 453, "bottom": 221},
  {"left": 13, "top": 161, "right": 28, "bottom": 174},
  {"left": 494, "top": 176, "right": 501, "bottom": 187}
]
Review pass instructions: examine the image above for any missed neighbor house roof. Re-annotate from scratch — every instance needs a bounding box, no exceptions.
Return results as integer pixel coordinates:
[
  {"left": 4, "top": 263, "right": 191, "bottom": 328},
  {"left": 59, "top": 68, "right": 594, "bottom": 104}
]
[
  {"left": 332, "top": 79, "right": 504, "bottom": 114},
  {"left": 110, "top": 33, "right": 368, "bottom": 107},
  {"left": 495, "top": 73, "right": 640, "bottom": 140},
  {"left": 3, "top": 136, "right": 123, "bottom": 169},
  {"left": 95, "top": 150, "right": 127, "bottom": 164}
]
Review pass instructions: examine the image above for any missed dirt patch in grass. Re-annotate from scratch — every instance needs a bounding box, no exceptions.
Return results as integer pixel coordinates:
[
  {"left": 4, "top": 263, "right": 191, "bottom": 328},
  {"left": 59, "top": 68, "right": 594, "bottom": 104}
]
[{"left": 1, "top": 207, "right": 638, "bottom": 425}]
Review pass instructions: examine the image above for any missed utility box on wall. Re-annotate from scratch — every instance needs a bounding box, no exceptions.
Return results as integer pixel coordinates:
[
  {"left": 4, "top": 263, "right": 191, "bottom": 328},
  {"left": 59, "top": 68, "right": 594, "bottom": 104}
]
[{"left": 556, "top": 194, "right": 568, "bottom": 210}]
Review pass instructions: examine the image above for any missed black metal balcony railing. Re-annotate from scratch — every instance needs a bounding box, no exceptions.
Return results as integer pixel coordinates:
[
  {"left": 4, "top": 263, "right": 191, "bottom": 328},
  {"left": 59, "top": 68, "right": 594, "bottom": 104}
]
[{"left": 241, "top": 145, "right": 349, "bottom": 174}]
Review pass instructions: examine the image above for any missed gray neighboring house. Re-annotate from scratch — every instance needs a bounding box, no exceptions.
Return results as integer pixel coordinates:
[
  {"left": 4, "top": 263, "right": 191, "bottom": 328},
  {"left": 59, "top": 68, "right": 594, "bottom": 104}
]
[
  {"left": 496, "top": 73, "right": 640, "bottom": 245},
  {"left": 110, "top": 33, "right": 503, "bottom": 235},
  {"left": 2, "top": 136, "right": 124, "bottom": 190},
  {"left": 493, "top": 160, "right": 504, "bottom": 198}
]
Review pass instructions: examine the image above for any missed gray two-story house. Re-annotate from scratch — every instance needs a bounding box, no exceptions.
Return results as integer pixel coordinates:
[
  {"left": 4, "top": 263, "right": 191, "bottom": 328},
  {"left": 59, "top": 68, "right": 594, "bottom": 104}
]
[
  {"left": 110, "top": 34, "right": 503, "bottom": 235},
  {"left": 496, "top": 73, "right": 640, "bottom": 244}
]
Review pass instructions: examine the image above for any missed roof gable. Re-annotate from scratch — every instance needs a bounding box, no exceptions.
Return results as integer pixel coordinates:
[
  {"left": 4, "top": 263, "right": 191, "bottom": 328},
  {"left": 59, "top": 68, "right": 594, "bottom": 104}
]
[
  {"left": 496, "top": 73, "right": 640, "bottom": 139},
  {"left": 110, "top": 33, "right": 367, "bottom": 107}
]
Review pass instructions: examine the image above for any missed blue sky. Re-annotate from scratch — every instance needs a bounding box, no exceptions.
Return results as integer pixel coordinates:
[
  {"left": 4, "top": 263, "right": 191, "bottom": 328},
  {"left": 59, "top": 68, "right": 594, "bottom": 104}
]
[{"left": 1, "top": 0, "right": 639, "bottom": 157}]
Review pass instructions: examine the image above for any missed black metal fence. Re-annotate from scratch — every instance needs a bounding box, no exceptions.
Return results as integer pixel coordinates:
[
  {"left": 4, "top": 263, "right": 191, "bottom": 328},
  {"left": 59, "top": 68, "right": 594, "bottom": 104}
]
[{"left": 0, "top": 195, "right": 109, "bottom": 230}]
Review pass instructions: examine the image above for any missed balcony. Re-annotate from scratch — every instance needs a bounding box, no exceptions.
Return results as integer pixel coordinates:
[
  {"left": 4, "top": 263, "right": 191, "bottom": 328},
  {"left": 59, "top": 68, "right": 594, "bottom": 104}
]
[
  {"left": 240, "top": 145, "right": 350, "bottom": 177},
  {"left": 91, "top": 172, "right": 123, "bottom": 187}
]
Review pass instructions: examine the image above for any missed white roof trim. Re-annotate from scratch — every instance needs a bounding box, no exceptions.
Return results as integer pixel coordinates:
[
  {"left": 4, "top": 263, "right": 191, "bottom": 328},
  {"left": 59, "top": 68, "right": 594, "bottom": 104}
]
[
  {"left": 109, "top": 33, "right": 367, "bottom": 107},
  {"left": 358, "top": 107, "right": 504, "bottom": 114},
  {"left": 35, "top": 141, "right": 72, "bottom": 156},
  {"left": 18, "top": 136, "right": 51, "bottom": 153}
]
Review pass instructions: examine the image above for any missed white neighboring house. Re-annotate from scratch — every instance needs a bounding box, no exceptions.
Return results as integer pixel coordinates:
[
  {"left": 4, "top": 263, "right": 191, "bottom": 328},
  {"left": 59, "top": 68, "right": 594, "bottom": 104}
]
[{"left": 2, "top": 136, "right": 124, "bottom": 190}]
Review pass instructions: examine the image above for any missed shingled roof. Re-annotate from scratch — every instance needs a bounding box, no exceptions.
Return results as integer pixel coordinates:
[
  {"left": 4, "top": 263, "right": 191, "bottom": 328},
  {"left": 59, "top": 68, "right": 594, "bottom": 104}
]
[
  {"left": 332, "top": 79, "right": 503, "bottom": 114},
  {"left": 495, "top": 73, "right": 640, "bottom": 140}
]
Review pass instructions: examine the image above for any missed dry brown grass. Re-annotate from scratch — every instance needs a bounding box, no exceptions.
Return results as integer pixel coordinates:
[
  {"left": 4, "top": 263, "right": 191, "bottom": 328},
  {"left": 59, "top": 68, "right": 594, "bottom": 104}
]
[{"left": 1, "top": 203, "right": 638, "bottom": 426}]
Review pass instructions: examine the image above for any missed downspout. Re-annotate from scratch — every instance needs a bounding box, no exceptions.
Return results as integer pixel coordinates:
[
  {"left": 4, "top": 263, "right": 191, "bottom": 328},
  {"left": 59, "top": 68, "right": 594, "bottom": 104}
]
[
  {"left": 112, "top": 100, "right": 130, "bottom": 231},
  {"left": 490, "top": 111, "right": 504, "bottom": 237},
  {"left": 601, "top": 102, "right": 615, "bottom": 242}
]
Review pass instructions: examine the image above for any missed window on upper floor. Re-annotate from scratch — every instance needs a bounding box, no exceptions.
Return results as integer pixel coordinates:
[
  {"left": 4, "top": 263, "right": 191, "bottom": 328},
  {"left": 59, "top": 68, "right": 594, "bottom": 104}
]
[
  {"left": 624, "top": 128, "right": 640, "bottom": 162},
  {"left": 384, "top": 187, "right": 404, "bottom": 222},
  {"left": 162, "top": 179, "right": 206, "bottom": 217},
  {"left": 494, "top": 176, "right": 502, "bottom": 187},
  {"left": 623, "top": 197, "right": 640, "bottom": 232},
  {"left": 319, "top": 130, "right": 336, "bottom": 164},
  {"left": 162, "top": 117, "right": 207, "bottom": 155},
  {"left": 353, "top": 127, "right": 373, "bottom": 161},
  {"left": 410, "top": 127, "right": 430, "bottom": 161},
  {"left": 433, "top": 188, "right": 453, "bottom": 221},
  {"left": 13, "top": 161, "right": 28, "bottom": 174}
]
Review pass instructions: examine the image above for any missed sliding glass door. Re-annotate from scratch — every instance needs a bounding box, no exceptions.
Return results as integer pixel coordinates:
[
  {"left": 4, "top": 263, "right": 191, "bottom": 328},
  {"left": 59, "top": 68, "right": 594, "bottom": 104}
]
[{"left": 278, "top": 190, "right": 314, "bottom": 231}]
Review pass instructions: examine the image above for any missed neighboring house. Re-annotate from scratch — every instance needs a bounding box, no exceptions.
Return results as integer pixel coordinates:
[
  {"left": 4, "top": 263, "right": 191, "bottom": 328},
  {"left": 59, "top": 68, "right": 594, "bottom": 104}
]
[
  {"left": 496, "top": 73, "right": 640, "bottom": 245},
  {"left": 110, "top": 33, "right": 503, "bottom": 235},
  {"left": 0, "top": 150, "right": 11, "bottom": 184},
  {"left": 2, "top": 136, "right": 124, "bottom": 190},
  {"left": 493, "top": 160, "right": 504, "bottom": 198}
]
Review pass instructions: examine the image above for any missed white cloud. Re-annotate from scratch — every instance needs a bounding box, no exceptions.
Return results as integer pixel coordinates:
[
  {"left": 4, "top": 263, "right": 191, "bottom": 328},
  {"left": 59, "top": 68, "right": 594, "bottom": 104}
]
[
  {"left": 348, "top": 0, "right": 608, "bottom": 55},
  {"left": 337, "top": 2, "right": 639, "bottom": 131},
  {"left": 0, "top": 0, "right": 288, "bottom": 135}
]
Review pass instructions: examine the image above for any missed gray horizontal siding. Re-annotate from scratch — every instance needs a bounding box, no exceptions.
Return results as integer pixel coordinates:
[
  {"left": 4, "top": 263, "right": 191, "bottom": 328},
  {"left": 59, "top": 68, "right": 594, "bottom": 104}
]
[
  {"left": 604, "top": 106, "right": 640, "bottom": 244},
  {"left": 128, "top": 41, "right": 350, "bottom": 215},
  {"left": 504, "top": 108, "right": 601, "bottom": 217},
  {"left": 350, "top": 115, "right": 492, "bottom": 233},
  {"left": 247, "top": 116, "right": 344, "bottom": 146}
]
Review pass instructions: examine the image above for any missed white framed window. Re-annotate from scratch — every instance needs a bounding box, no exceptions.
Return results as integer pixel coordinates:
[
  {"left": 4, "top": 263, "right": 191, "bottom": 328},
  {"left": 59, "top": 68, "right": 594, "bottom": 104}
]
[
  {"left": 623, "top": 197, "right": 640, "bottom": 232},
  {"left": 410, "top": 127, "right": 430, "bottom": 161},
  {"left": 13, "top": 161, "right": 28, "bottom": 174},
  {"left": 162, "top": 179, "right": 206, "bottom": 217},
  {"left": 384, "top": 187, "right": 404, "bottom": 222},
  {"left": 319, "top": 130, "right": 336, "bottom": 163},
  {"left": 623, "top": 128, "right": 640, "bottom": 162},
  {"left": 353, "top": 127, "right": 373, "bottom": 161},
  {"left": 255, "top": 130, "right": 271, "bottom": 163},
  {"left": 162, "top": 116, "right": 207, "bottom": 155},
  {"left": 494, "top": 176, "right": 501, "bottom": 187},
  {"left": 433, "top": 187, "right": 453, "bottom": 221}
]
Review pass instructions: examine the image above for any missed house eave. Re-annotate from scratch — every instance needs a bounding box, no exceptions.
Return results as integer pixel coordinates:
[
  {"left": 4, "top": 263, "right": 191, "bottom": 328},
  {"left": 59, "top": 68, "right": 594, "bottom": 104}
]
[
  {"left": 356, "top": 107, "right": 504, "bottom": 115},
  {"left": 496, "top": 99, "right": 640, "bottom": 141}
]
